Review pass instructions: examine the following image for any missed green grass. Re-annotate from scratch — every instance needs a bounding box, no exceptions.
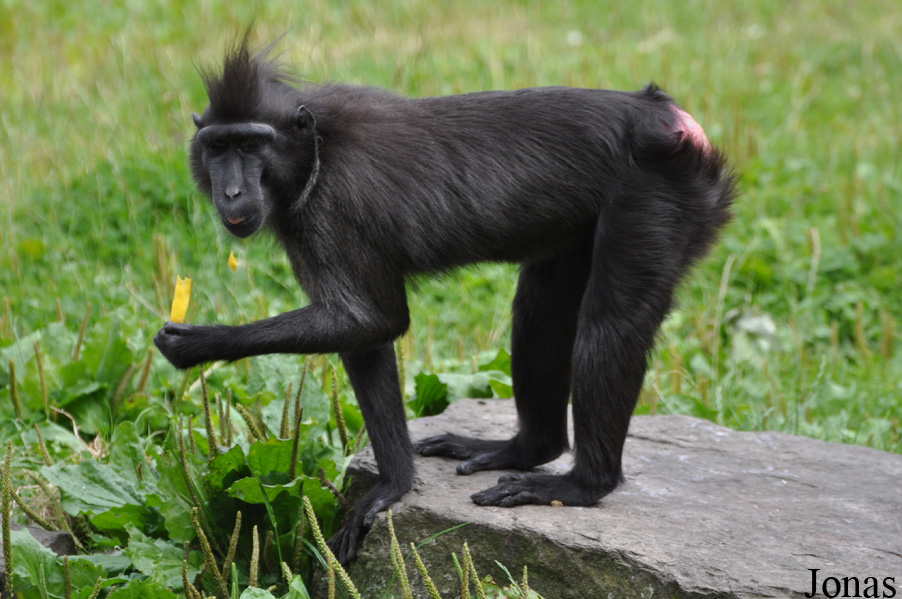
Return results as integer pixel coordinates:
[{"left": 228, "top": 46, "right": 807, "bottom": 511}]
[
  {"left": 6, "top": 0, "right": 897, "bottom": 445},
  {"left": 1, "top": 0, "right": 901, "bottom": 594}
]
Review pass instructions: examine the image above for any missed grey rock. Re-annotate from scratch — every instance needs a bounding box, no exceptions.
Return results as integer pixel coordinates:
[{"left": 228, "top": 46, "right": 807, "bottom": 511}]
[
  {"left": 10, "top": 523, "right": 77, "bottom": 557},
  {"left": 1, "top": 524, "right": 76, "bottom": 598},
  {"left": 344, "top": 399, "right": 902, "bottom": 599}
]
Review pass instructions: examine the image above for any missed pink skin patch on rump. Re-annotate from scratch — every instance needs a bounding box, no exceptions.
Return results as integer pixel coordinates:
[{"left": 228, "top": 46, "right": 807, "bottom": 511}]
[{"left": 668, "top": 106, "right": 712, "bottom": 154}]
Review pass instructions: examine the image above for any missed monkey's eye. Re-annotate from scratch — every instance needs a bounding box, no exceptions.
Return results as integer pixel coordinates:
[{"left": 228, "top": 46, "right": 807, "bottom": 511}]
[
  {"left": 241, "top": 138, "right": 260, "bottom": 151},
  {"left": 207, "top": 139, "right": 228, "bottom": 150}
]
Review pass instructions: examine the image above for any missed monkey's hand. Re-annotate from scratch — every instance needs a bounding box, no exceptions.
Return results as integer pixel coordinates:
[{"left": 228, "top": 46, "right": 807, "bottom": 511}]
[
  {"left": 328, "top": 481, "right": 408, "bottom": 565},
  {"left": 153, "top": 321, "right": 219, "bottom": 369}
]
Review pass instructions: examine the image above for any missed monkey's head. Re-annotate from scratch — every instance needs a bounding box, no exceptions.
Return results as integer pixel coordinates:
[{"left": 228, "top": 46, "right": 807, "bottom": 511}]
[
  {"left": 190, "top": 106, "right": 316, "bottom": 238},
  {"left": 189, "top": 33, "right": 319, "bottom": 238}
]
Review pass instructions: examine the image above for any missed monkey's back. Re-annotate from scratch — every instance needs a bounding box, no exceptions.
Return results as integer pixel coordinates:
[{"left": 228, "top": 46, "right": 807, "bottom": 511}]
[{"left": 293, "top": 83, "right": 727, "bottom": 274}]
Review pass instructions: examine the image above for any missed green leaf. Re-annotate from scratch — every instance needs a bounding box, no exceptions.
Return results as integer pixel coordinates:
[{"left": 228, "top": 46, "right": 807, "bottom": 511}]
[
  {"left": 41, "top": 460, "right": 144, "bottom": 515},
  {"left": 33, "top": 420, "right": 86, "bottom": 453},
  {"left": 246, "top": 437, "right": 296, "bottom": 476},
  {"left": 205, "top": 443, "right": 250, "bottom": 492},
  {"left": 110, "top": 421, "right": 156, "bottom": 487},
  {"left": 239, "top": 588, "right": 277, "bottom": 599},
  {"left": 68, "top": 553, "right": 132, "bottom": 576},
  {"left": 106, "top": 579, "right": 181, "bottom": 599},
  {"left": 488, "top": 378, "right": 514, "bottom": 398},
  {"left": 53, "top": 377, "right": 103, "bottom": 408},
  {"left": 124, "top": 524, "right": 203, "bottom": 589},
  {"left": 226, "top": 475, "right": 303, "bottom": 503},
  {"left": 478, "top": 348, "right": 512, "bottom": 375},
  {"left": 0, "top": 331, "right": 40, "bottom": 383},
  {"left": 408, "top": 372, "right": 449, "bottom": 417},
  {"left": 37, "top": 321, "right": 77, "bottom": 364},
  {"left": 147, "top": 449, "right": 203, "bottom": 543},
  {"left": 90, "top": 503, "right": 153, "bottom": 534},
  {"left": 10, "top": 529, "right": 108, "bottom": 598},
  {"left": 301, "top": 460, "right": 342, "bottom": 537},
  {"left": 285, "top": 576, "right": 313, "bottom": 599},
  {"left": 437, "top": 372, "right": 493, "bottom": 400}
]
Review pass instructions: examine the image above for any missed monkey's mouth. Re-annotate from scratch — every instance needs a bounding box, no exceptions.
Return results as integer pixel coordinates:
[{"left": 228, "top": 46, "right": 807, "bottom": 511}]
[{"left": 222, "top": 214, "right": 260, "bottom": 238}]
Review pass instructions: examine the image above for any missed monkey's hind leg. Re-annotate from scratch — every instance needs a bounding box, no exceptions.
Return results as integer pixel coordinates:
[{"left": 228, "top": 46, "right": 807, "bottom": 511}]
[
  {"left": 471, "top": 196, "right": 685, "bottom": 507},
  {"left": 415, "top": 246, "right": 591, "bottom": 475}
]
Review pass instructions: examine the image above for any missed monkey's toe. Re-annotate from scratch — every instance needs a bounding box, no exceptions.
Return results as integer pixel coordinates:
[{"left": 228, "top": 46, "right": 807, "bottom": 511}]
[
  {"left": 414, "top": 433, "right": 476, "bottom": 459},
  {"left": 470, "top": 473, "right": 612, "bottom": 508},
  {"left": 328, "top": 480, "right": 410, "bottom": 565}
]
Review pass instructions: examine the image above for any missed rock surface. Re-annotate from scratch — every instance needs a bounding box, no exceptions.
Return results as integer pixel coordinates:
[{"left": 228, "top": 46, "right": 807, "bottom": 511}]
[
  {"left": 0, "top": 524, "right": 76, "bottom": 598},
  {"left": 345, "top": 399, "right": 902, "bottom": 599}
]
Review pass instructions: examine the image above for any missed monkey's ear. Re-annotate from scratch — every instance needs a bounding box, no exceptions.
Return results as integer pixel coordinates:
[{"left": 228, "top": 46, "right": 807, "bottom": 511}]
[
  {"left": 192, "top": 112, "right": 204, "bottom": 129},
  {"left": 295, "top": 105, "right": 316, "bottom": 130}
]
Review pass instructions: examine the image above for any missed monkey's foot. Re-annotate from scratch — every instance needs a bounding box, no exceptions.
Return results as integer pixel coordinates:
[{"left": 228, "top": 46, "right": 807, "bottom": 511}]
[
  {"left": 328, "top": 481, "right": 408, "bottom": 565},
  {"left": 471, "top": 472, "right": 616, "bottom": 508},
  {"left": 414, "top": 433, "right": 566, "bottom": 475}
]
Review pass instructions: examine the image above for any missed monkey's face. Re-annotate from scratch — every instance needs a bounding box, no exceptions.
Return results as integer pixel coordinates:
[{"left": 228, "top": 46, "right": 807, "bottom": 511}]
[{"left": 192, "top": 122, "right": 277, "bottom": 238}]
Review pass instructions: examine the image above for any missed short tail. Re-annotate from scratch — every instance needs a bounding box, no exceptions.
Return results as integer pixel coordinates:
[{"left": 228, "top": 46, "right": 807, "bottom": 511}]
[{"left": 633, "top": 84, "right": 737, "bottom": 260}]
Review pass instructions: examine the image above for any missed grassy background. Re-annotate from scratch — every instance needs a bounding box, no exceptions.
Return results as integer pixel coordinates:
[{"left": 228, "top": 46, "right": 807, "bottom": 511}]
[{"left": 2, "top": 0, "right": 901, "bottom": 451}]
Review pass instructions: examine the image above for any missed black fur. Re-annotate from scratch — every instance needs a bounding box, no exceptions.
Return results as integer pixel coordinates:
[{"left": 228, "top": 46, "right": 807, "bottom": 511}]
[{"left": 154, "top": 35, "right": 735, "bottom": 564}]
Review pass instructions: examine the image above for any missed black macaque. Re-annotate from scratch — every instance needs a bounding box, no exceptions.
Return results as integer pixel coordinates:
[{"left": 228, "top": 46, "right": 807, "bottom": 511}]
[{"left": 154, "top": 33, "right": 735, "bottom": 564}]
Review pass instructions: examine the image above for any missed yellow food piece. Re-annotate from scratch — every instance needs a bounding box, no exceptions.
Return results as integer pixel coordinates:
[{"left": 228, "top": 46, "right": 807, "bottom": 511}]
[
  {"left": 228, "top": 251, "right": 239, "bottom": 271},
  {"left": 170, "top": 276, "right": 192, "bottom": 323}
]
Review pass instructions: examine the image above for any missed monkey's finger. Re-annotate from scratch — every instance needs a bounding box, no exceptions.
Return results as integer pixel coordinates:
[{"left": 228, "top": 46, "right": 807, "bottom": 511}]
[{"left": 161, "top": 321, "right": 193, "bottom": 335}]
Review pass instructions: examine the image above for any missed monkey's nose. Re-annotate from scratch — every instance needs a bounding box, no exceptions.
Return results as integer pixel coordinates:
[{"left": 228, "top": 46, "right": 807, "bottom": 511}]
[{"left": 225, "top": 186, "right": 242, "bottom": 200}]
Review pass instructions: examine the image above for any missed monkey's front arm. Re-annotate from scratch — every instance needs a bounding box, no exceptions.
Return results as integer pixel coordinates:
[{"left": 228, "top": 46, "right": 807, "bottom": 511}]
[
  {"left": 154, "top": 295, "right": 414, "bottom": 564},
  {"left": 153, "top": 298, "right": 409, "bottom": 368}
]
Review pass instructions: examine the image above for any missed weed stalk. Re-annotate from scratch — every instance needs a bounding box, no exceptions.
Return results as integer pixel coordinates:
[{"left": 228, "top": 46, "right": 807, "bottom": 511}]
[
  {"left": 463, "top": 542, "right": 486, "bottom": 599},
  {"left": 225, "top": 389, "right": 233, "bottom": 445},
  {"left": 250, "top": 524, "right": 260, "bottom": 588},
  {"left": 200, "top": 367, "right": 219, "bottom": 458},
  {"left": 64, "top": 557, "right": 71, "bottom": 599},
  {"left": 8, "top": 360, "right": 22, "bottom": 419},
  {"left": 280, "top": 381, "right": 293, "bottom": 438},
  {"left": 855, "top": 302, "right": 872, "bottom": 363},
  {"left": 410, "top": 542, "right": 442, "bottom": 599},
  {"left": 34, "top": 341, "right": 49, "bottom": 419},
  {"left": 329, "top": 364, "right": 350, "bottom": 453},
  {"left": 183, "top": 560, "right": 201, "bottom": 599},
  {"left": 221, "top": 511, "right": 242, "bottom": 582},
  {"left": 387, "top": 511, "right": 413, "bottom": 599},
  {"left": 13, "top": 488, "right": 55, "bottom": 530},
  {"left": 2, "top": 442, "right": 13, "bottom": 598},
  {"left": 190, "top": 507, "right": 229, "bottom": 598},
  {"left": 1, "top": 298, "right": 11, "bottom": 338},
  {"left": 111, "top": 362, "right": 137, "bottom": 408},
  {"left": 318, "top": 467, "right": 350, "bottom": 511},
  {"left": 86, "top": 577, "right": 103, "bottom": 599},
  {"left": 72, "top": 303, "right": 92, "bottom": 361},
  {"left": 302, "top": 495, "right": 362, "bottom": 599},
  {"left": 235, "top": 403, "right": 266, "bottom": 442},
  {"left": 134, "top": 346, "right": 154, "bottom": 394}
]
